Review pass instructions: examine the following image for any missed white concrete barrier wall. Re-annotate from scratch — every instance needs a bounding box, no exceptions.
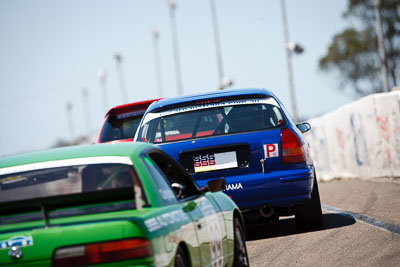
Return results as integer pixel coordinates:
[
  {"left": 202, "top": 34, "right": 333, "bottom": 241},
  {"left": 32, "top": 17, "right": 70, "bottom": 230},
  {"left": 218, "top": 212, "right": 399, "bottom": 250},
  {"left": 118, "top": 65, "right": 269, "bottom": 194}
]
[{"left": 305, "top": 91, "right": 400, "bottom": 181}]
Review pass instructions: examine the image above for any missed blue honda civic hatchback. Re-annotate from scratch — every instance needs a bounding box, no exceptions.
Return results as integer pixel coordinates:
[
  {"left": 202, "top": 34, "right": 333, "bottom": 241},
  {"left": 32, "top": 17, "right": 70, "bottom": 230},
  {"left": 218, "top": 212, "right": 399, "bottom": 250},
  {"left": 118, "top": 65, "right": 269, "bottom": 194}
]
[{"left": 135, "top": 88, "right": 322, "bottom": 229}]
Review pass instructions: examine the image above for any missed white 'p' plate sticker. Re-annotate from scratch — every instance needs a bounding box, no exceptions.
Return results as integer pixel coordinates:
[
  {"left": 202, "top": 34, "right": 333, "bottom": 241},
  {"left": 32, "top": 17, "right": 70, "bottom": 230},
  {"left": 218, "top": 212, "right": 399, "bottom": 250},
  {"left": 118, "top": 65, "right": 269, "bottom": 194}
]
[{"left": 263, "top": 143, "right": 279, "bottom": 158}]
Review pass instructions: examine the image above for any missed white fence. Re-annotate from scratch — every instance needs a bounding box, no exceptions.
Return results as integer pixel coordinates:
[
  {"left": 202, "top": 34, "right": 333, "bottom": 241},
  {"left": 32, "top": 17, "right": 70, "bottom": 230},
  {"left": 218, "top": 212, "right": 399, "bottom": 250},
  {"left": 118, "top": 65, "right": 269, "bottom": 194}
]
[{"left": 306, "top": 91, "right": 400, "bottom": 181}]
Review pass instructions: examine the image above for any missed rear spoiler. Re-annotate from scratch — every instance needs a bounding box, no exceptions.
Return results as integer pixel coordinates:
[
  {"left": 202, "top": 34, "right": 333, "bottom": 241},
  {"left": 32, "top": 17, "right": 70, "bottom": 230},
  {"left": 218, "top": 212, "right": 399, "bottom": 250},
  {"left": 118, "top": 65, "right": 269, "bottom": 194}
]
[
  {"left": 151, "top": 94, "right": 269, "bottom": 113},
  {"left": 105, "top": 98, "right": 162, "bottom": 117}
]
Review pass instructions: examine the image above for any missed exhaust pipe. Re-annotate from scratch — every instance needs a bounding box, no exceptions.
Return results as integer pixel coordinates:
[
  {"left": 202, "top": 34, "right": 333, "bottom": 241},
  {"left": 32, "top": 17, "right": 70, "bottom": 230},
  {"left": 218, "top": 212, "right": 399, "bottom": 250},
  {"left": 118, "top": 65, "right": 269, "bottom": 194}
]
[{"left": 259, "top": 206, "right": 274, "bottom": 218}]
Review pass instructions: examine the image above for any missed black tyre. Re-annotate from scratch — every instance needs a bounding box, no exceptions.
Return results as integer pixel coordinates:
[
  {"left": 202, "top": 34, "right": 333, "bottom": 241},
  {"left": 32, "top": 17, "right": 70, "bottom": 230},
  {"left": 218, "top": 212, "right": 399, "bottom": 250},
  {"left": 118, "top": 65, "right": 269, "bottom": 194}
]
[
  {"left": 295, "top": 176, "right": 323, "bottom": 230},
  {"left": 233, "top": 217, "right": 249, "bottom": 267},
  {"left": 174, "top": 246, "right": 189, "bottom": 267}
]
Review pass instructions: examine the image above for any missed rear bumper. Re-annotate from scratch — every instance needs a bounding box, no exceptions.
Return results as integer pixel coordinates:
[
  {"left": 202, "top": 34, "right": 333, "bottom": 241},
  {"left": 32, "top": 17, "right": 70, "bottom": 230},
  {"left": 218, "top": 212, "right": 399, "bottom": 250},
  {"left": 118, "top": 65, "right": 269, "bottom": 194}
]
[{"left": 196, "top": 167, "right": 314, "bottom": 210}]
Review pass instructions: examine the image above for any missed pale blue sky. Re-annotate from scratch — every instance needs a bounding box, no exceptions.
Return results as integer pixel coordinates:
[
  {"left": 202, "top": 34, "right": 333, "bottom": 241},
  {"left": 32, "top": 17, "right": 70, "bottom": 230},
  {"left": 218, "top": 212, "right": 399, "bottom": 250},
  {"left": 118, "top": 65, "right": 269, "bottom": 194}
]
[{"left": 0, "top": 0, "right": 352, "bottom": 157}]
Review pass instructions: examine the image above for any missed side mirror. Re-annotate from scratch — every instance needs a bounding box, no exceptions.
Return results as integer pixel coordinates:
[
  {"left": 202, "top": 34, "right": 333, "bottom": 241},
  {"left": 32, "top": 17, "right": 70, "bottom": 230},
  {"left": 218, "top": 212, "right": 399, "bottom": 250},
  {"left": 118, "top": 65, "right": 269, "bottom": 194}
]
[
  {"left": 296, "top": 122, "right": 311, "bottom": 133},
  {"left": 202, "top": 178, "right": 226, "bottom": 193},
  {"left": 182, "top": 200, "right": 198, "bottom": 212}
]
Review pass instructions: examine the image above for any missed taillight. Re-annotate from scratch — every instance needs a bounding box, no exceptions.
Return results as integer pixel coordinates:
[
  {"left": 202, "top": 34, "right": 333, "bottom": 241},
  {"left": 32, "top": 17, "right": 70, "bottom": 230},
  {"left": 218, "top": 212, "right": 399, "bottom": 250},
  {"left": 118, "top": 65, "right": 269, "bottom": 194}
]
[
  {"left": 281, "top": 128, "right": 305, "bottom": 164},
  {"left": 53, "top": 238, "right": 152, "bottom": 267}
]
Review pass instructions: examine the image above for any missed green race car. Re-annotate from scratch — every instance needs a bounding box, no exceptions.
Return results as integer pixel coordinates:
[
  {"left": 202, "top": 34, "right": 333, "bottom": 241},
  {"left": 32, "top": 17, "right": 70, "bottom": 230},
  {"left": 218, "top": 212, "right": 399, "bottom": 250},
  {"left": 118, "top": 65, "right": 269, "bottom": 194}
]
[{"left": 0, "top": 142, "right": 248, "bottom": 266}]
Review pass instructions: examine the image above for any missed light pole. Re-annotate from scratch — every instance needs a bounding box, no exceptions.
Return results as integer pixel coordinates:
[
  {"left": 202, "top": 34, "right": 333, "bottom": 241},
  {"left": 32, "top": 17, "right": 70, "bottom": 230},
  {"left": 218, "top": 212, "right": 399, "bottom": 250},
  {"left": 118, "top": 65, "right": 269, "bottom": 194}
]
[
  {"left": 152, "top": 28, "right": 164, "bottom": 97},
  {"left": 373, "top": 0, "right": 389, "bottom": 92},
  {"left": 280, "top": 0, "right": 302, "bottom": 122},
  {"left": 167, "top": 0, "right": 184, "bottom": 95},
  {"left": 81, "top": 87, "right": 92, "bottom": 134},
  {"left": 65, "top": 101, "right": 74, "bottom": 139},
  {"left": 97, "top": 69, "right": 109, "bottom": 113},
  {"left": 114, "top": 52, "right": 129, "bottom": 103},
  {"left": 209, "top": 0, "right": 225, "bottom": 89}
]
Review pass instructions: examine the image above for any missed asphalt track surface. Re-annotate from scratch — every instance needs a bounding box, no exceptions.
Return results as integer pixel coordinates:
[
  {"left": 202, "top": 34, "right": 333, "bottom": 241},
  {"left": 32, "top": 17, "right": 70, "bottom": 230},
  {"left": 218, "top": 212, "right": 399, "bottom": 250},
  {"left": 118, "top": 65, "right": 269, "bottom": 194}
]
[{"left": 245, "top": 178, "right": 400, "bottom": 266}]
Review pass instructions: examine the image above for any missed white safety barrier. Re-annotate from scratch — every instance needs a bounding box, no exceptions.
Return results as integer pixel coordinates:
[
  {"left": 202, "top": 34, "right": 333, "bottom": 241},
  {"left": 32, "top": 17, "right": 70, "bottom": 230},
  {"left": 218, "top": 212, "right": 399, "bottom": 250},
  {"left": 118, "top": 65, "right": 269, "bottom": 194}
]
[{"left": 305, "top": 91, "right": 400, "bottom": 181}]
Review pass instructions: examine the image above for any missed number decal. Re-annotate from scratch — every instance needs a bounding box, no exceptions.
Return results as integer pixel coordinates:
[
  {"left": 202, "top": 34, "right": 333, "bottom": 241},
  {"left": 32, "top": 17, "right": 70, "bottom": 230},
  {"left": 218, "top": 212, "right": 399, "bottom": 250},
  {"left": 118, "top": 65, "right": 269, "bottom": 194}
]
[
  {"left": 200, "top": 199, "right": 225, "bottom": 267},
  {"left": 193, "top": 152, "right": 237, "bottom": 173},
  {"left": 193, "top": 154, "right": 216, "bottom": 168},
  {"left": 193, "top": 156, "right": 201, "bottom": 167},
  {"left": 208, "top": 214, "right": 224, "bottom": 267}
]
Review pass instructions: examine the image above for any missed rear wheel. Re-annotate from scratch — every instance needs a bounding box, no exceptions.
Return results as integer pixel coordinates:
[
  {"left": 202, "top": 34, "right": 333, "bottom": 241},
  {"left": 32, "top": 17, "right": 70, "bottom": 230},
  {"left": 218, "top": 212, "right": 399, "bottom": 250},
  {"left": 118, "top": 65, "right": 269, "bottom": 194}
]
[
  {"left": 295, "top": 176, "right": 323, "bottom": 230},
  {"left": 174, "top": 246, "right": 189, "bottom": 267},
  {"left": 233, "top": 217, "right": 249, "bottom": 267}
]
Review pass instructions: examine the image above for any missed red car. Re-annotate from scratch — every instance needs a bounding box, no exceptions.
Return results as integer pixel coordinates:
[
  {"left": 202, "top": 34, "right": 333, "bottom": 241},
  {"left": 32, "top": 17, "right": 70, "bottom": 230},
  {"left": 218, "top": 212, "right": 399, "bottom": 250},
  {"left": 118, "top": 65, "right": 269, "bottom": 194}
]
[{"left": 98, "top": 98, "right": 161, "bottom": 143}]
